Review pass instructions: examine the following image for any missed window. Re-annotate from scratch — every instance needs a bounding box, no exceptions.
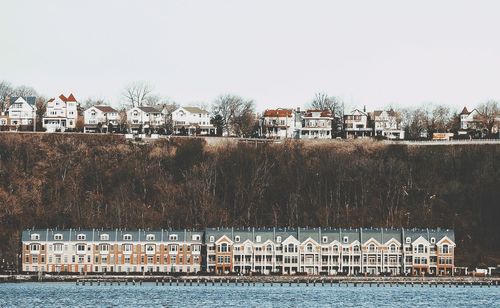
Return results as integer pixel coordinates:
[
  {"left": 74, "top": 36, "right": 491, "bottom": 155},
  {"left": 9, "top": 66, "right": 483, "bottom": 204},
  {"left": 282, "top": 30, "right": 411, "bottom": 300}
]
[
  {"left": 442, "top": 245, "right": 449, "bottom": 254},
  {"left": 146, "top": 245, "right": 155, "bottom": 253},
  {"left": 219, "top": 243, "right": 228, "bottom": 253},
  {"left": 322, "top": 236, "right": 328, "bottom": 243},
  {"left": 209, "top": 236, "right": 215, "bottom": 243},
  {"left": 306, "top": 244, "right": 313, "bottom": 252},
  {"left": 99, "top": 244, "right": 109, "bottom": 252},
  {"left": 53, "top": 243, "right": 63, "bottom": 253},
  {"left": 77, "top": 244, "right": 86, "bottom": 253},
  {"left": 430, "top": 237, "right": 436, "bottom": 244},
  {"left": 192, "top": 235, "right": 200, "bottom": 241},
  {"left": 276, "top": 236, "right": 282, "bottom": 243},
  {"left": 146, "top": 234, "right": 155, "bottom": 241},
  {"left": 192, "top": 245, "right": 201, "bottom": 252},
  {"left": 266, "top": 245, "right": 272, "bottom": 252},
  {"left": 417, "top": 244, "right": 425, "bottom": 253},
  {"left": 77, "top": 234, "right": 86, "bottom": 241},
  {"left": 235, "top": 236, "right": 240, "bottom": 243},
  {"left": 343, "top": 236, "right": 348, "bottom": 244},
  {"left": 100, "top": 234, "right": 109, "bottom": 241},
  {"left": 368, "top": 244, "right": 376, "bottom": 252},
  {"left": 406, "top": 237, "right": 411, "bottom": 244},
  {"left": 30, "top": 244, "right": 40, "bottom": 252},
  {"left": 256, "top": 236, "right": 261, "bottom": 243},
  {"left": 54, "top": 234, "right": 63, "bottom": 241},
  {"left": 123, "top": 244, "right": 132, "bottom": 252},
  {"left": 31, "top": 234, "right": 40, "bottom": 241},
  {"left": 332, "top": 245, "right": 339, "bottom": 253},
  {"left": 169, "top": 234, "right": 178, "bottom": 241},
  {"left": 389, "top": 244, "right": 397, "bottom": 253},
  {"left": 170, "top": 245, "right": 178, "bottom": 252},
  {"left": 123, "top": 234, "right": 132, "bottom": 241},
  {"left": 353, "top": 245, "right": 360, "bottom": 252}
]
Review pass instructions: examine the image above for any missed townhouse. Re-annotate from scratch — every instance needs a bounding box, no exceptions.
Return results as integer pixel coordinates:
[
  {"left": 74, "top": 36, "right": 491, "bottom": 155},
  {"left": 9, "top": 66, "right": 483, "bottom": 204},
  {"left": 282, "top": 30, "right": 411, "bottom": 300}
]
[
  {"left": 171, "top": 106, "right": 216, "bottom": 136},
  {"left": 4, "top": 96, "right": 37, "bottom": 130},
  {"left": 126, "top": 106, "right": 164, "bottom": 133},
  {"left": 371, "top": 110, "right": 405, "bottom": 140},
  {"left": 83, "top": 105, "right": 120, "bottom": 133},
  {"left": 43, "top": 94, "right": 79, "bottom": 132},
  {"left": 22, "top": 229, "right": 203, "bottom": 274}
]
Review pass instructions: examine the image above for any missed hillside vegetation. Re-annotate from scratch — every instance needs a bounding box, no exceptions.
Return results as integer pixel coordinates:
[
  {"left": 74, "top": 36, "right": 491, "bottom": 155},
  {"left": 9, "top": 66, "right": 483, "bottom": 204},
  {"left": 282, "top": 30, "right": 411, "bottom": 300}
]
[{"left": 0, "top": 134, "right": 499, "bottom": 267}]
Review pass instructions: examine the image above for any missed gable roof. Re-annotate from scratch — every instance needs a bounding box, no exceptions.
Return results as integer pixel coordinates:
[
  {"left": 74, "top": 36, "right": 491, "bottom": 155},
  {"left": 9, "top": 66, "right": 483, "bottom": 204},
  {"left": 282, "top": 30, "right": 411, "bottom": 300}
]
[
  {"left": 9, "top": 96, "right": 36, "bottom": 107},
  {"left": 460, "top": 106, "right": 469, "bottom": 115},
  {"left": 138, "top": 106, "right": 161, "bottom": 113},
  {"left": 94, "top": 105, "right": 118, "bottom": 113},
  {"left": 263, "top": 109, "right": 293, "bottom": 117},
  {"left": 182, "top": 106, "right": 209, "bottom": 114},
  {"left": 66, "top": 94, "right": 77, "bottom": 102}
]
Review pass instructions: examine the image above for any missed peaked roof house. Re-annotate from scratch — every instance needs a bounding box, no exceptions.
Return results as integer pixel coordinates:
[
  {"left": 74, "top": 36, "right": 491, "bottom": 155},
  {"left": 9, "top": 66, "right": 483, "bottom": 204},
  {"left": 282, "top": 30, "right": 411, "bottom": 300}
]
[
  {"left": 370, "top": 109, "right": 404, "bottom": 139},
  {"left": 4, "top": 96, "right": 37, "bottom": 131},
  {"left": 126, "top": 106, "right": 164, "bottom": 133},
  {"left": 83, "top": 105, "right": 120, "bottom": 133},
  {"left": 260, "top": 109, "right": 296, "bottom": 139},
  {"left": 43, "top": 93, "right": 79, "bottom": 132},
  {"left": 296, "top": 109, "right": 334, "bottom": 139},
  {"left": 344, "top": 108, "right": 373, "bottom": 138},
  {"left": 171, "top": 106, "right": 216, "bottom": 136},
  {"left": 458, "top": 106, "right": 484, "bottom": 137}
]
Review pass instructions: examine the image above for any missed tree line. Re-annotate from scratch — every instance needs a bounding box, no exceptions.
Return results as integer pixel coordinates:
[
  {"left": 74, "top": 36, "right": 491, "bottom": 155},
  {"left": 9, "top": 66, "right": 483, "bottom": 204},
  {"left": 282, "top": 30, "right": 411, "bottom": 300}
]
[
  {"left": 0, "top": 134, "right": 499, "bottom": 269},
  {"left": 1, "top": 80, "right": 499, "bottom": 138}
]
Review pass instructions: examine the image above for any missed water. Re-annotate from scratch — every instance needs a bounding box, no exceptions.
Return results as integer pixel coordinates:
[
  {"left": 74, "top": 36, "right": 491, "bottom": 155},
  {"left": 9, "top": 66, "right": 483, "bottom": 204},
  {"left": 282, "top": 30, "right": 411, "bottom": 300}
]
[{"left": 0, "top": 282, "right": 498, "bottom": 307}]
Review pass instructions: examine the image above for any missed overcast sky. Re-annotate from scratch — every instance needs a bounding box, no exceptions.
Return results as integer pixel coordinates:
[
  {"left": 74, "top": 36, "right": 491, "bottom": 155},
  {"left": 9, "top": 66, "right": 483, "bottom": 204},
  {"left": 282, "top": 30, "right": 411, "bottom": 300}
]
[{"left": 1, "top": 0, "right": 499, "bottom": 111}]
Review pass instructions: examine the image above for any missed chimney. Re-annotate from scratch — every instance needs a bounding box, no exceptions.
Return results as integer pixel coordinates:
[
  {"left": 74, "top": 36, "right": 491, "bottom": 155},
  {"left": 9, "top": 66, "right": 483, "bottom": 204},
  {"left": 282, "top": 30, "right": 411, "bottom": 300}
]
[{"left": 363, "top": 105, "right": 366, "bottom": 112}]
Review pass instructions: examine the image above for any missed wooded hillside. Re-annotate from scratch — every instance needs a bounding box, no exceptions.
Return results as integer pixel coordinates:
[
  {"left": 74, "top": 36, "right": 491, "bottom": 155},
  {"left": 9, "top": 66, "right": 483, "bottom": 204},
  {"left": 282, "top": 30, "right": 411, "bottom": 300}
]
[{"left": 0, "top": 134, "right": 499, "bottom": 267}]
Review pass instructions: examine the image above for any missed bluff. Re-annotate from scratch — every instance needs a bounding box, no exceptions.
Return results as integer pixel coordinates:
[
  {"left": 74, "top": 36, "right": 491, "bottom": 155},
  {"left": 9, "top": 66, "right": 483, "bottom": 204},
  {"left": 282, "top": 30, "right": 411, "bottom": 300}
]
[{"left": 0, "top": 134, "right": 499, "bottom": 268}]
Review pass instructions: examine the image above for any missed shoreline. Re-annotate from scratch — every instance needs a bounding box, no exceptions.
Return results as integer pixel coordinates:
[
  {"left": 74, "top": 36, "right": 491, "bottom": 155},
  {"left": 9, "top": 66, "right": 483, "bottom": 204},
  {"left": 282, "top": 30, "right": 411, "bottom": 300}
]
[{"left": 1, "top": 274, "right": 499, "bottom": 285}]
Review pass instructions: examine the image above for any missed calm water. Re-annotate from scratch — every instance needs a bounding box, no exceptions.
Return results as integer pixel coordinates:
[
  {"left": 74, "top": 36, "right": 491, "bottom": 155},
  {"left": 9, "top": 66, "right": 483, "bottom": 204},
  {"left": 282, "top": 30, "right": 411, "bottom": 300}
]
[{"left": 0, "top": 282, "right": 498, "bottom": 307}]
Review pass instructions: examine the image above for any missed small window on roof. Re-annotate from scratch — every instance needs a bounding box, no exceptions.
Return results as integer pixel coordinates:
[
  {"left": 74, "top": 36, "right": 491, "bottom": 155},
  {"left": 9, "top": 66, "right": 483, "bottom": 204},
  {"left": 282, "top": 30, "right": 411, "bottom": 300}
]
[
  {"left": 256, "top": 236, "right": 261, "bottom": 243},
  {"left": 146, "top": 234, "right": 155, "bottom": 241},
  {"left": 100, "top": 234, "right": 109, "bottom": 241},
  {"left": 209, "top": 236, "right": 215, "bottom": 243},
  {"left": 276, "top": 236, "right": 282, "bottom": 243},
  {"left": 54, "top": 234, "right": 63, "bottom": 241},
  {"left": 343, "top": 236, "right": 348, "bottom": 244},
  {"left": 430, "top": 237, "right": 436, "bottom": 244},
  {"left": 192, "top": 234, "right": 200, "bottom": 241},
  {"left": 322, "top": 236, "right": 328, "bottom": 243},
  {"left": 123, "top": 234, "right": 132, "bottom": 241},
  {"left": 406, "top": 237, "right": 411, "bottom": 244},
  {"left": 77, "top": 234, "right": 86, "bottom": 241},
  {"left": 235, "top": 236, "right": 240, "bottom": 243},
  {"left": 31, "top": 234, "right": 40, "bottom": 241},
  {"left": 169, "top": 234, "right": 178, "bottom": 241}
]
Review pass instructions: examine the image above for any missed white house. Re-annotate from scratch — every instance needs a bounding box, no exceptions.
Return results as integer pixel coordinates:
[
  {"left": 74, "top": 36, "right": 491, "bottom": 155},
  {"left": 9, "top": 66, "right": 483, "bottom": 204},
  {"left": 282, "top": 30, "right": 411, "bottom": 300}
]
[
  {"left": 127, "top": 106, "right": 164, "bottom": 133},
  {"left": 6, "top": 96, "right": 37, "bottom": 131},
  {"left": 83, "top": 105, "right": 119, "bottom": 133},
  {"left": 261, "top": 109, "right": 296, "bottom": 139},
  {"left": 171, "top": 106, "right": 216, "bottom": 135},
  {"left": 43, "top": 94, "right": 79, "bottom": 132},
  {"left": 296, "top": 109, "right": 333, "bottom": 139},
  {"left": 371, "top": 110, "right": 405, "bottom": 139},
  {"left": 344, "top": 108, "right": 373, "bottom": 138}
]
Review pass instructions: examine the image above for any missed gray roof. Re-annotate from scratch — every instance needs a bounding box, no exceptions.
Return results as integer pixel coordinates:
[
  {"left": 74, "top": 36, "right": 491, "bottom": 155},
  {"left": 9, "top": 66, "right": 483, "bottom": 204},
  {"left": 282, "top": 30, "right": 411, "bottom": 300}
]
[
  {"left": 183, "top": 106, "right": 209, "bottom": 114},
  {"left": 10, "top": 96, "right": 36, "bottom": 107},
  {"left": 138, "top": 106, "right": 161, "bottom": 113}
]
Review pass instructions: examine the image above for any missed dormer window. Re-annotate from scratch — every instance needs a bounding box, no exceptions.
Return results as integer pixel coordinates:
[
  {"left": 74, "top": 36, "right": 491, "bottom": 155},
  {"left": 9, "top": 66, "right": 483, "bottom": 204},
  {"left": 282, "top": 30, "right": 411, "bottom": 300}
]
[
  {"left": 256, "top": 236, "right": 261, "bottom": 243},
  {"left": 343, "top": 236, "right": 348, "bottom": 244},
  {"left": 322, "top": 236, "right": 328, "bottom": 243},
  {"left": 169, "top": 234, "right": 178, "bottom": 241},
  {"left": 100, "top": 234, "right": 109, "bottom": 241},
  {"left": 31, "top": 234, "right": 40, "bottom": 241},
  {"left": 406, "top": 237, "right": 411, "bottom": 244},
  {"left": 430, "top": 237, "right": 436, "bottom": 244},
  {"left": 54, "top": 234, "right": 63, "bottom": 241},
  {"left": 146, "top": 234, "right": 155, "bottom": 241},
  {"left": 123, "top": 234, "right": 132, "bottom": 241},
  {"left": 209, "top": 236, "right": 215, "bottom": 243},
  {"left": 276, "top": 236, "right": 282, "bottom": 243},
  {"left": 77, "top": 234, "right": 86, "bottom": 241},
  {"left": 192, "top": 234, "right": 201, "bottom": 241},
  {"left": 235, "top": 236, "right": 240, "bottom": 243}
]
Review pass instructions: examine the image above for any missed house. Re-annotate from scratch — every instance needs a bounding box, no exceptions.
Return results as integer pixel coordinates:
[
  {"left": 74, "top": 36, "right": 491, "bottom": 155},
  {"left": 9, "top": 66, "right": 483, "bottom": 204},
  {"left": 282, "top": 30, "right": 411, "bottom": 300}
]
[
  {"left": 458, "top": 107, "right": 484, "bottom": 137},
  {"left": 126, "top": 106, "right": 164, "bottom": 133},
  {"left": 21, "top": 227, "right": 455, "bottom": 276},
  {"left": 295, "top": 109, "right": 333, "bottom": 139},
  {"left": 83, "top": 105, "right": 120, "bottom": 133},
  {"left": 371, "top": 110, "right": 405, "bottom": 139},
  {"left": 171, "top": 106, "right": 216, "bottom": 136},
  {"left": 344, "top": 108, "right": 373, "bottom": 138},
  {"left": 261, "top": 109, "right": 296, "bottom": 139},
  {"left": 4, "top": 96, "right": 37, "bottom": 131},
  {"left": 42, "top": 94, "right": 79, "bottom": 132}
]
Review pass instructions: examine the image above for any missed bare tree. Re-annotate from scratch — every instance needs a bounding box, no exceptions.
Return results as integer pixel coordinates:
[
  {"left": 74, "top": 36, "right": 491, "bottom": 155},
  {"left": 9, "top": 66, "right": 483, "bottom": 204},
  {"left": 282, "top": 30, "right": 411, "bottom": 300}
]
[
  {"left": 401, "top": 106, "right": 431, "bottom": 139},
  {"left": 12, "top": 85, "right": 38, "bottom": 97},
  {"left": 310, "top": 92, "right": 344, "bottom": 137},
  {"left": 122, "top": 81, "right": 154, "bottom": 107},
  {"left": 212, "top": 94, "right": 255, "bottom": 137},
  {"left": 81, "top": 97, "right": 107, "bottom": 109},
  {"left": 0, "top": 81, "right": 13, "bottom": 112},
  {"left": 476, "top": 100, "right": 499, "bottom": 136}
]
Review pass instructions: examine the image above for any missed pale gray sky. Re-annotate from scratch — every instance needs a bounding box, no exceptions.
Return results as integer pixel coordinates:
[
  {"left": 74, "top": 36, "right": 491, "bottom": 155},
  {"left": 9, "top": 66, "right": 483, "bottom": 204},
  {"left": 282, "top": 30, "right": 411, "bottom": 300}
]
[{"left": 1, "top": 0, "right": 499, "bottom": 111}]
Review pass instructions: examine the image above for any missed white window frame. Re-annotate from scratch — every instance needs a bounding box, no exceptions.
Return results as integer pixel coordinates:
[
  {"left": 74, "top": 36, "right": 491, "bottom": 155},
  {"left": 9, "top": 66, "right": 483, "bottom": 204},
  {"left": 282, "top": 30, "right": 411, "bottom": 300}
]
[
  {"left": 209, "top": 236, "right": 215, "bottom": 243},
  {"left": 146, "top": 234, "right": 155, "bottom": 241},
  {"left": 54, "top": 234, "right": 63, "bottom": 241},
  {"left": 322, "top": 236, "right": 328, "bottom": 243},
  {"left": 256, "top": 236, "right": 261, "bottom": 243},
  {"left": 343, "top": 236, "right": 348, "bottom": 244},
  {"left": 235, "top": 236, "right": 240, "bottom": 243},
  {"left": 77, "top": 234, "right": 86, "bottom": 241},
  {"left": 31, "top": 234, "right": 40, "bottom": 241},
  {"left": 169, "top": 234, "right": 178, "bottom": 241},
  {"left": 100, "top": 234, "right": 109, "bottom": 241},
  {"left": 123, "top": 234, "right": 132, "bottom": 241},
  {"left": 276, "top": 236, "right": 282, "bottom": 243}
]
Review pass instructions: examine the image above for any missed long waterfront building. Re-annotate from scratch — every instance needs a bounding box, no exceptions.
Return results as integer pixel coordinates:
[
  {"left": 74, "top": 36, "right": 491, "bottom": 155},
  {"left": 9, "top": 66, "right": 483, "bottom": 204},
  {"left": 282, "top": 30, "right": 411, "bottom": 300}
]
[{"left": 22, "top": 227, "right": 456, "bottom": 276}]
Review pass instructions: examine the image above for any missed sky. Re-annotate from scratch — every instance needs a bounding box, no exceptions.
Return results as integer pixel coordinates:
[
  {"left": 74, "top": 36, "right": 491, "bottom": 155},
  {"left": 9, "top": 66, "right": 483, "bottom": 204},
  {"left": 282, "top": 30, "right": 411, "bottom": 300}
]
[{"left": 1, "top": 0, "right": 500, "bottom": 112}]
